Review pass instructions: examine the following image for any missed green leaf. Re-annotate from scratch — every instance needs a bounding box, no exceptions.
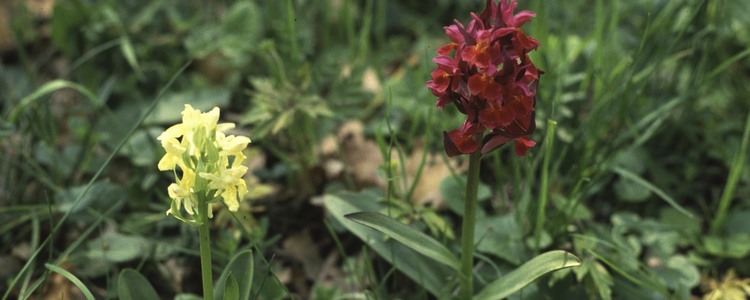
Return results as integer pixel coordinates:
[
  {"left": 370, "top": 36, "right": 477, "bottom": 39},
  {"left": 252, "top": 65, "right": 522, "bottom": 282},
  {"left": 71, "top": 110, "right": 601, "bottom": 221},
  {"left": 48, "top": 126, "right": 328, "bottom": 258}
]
[
  {"left": 45, "top": 263, "right": 96, "bottom": 300},
  {"left": 474, "top": 214, "right": 525, "bottom": 265},
  {"left": 440, "top": 175, "right": 492, "bottom": 216},
  {"left": 117, "top": 268, "right": 160, "bottom": 300},
  {"left": 214, "top": 250, "right": 254, "bottom": 300},
  {"left": 9, "top": 80, "right": 101, "bottom": 122},
  {"left": 86, "top": 233, "right": 150, "bottom": 263},
  {"left": 345, "top": 211, "right": 460, "bottom": 271},
  {"left": 653, "top": 255, "right": 700, "bottom": 291},
  {"left": 223, "top": 273, "right": 240, "bottom": 300},
  {"left": 324, "top": 192, "right": 454, "bottom": 296},
  {"left": 474, "top": 251, "right": 581, "bottom": 300},
  {"left": 704, "top": 234, "right": 750, "bottom": 258},
  {"left": 120, "top": 35, "right": 144, "bottom": 79},
  {"left": 611, "top": 167, "right": 696, "bottom": 219},
  {"left": 56, "top": 180, "right": 123, "bottom": 214}
]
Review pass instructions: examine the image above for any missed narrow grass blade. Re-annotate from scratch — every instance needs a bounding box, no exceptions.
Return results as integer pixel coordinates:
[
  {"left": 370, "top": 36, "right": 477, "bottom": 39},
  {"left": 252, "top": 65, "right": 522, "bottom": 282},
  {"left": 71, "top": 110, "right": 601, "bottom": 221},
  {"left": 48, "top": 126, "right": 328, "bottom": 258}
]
[
  {"left": 120, "top": 36, "right": 144, "bottom": 80},
  {"left": 44, "top": 263, "right": 95, "bottom": 300},
  {"left": 474, "top": 251, "right": 581, "bottom": 300},
  {"left": 345, "top": 211, "right": 460, "bottom": 271},
  {"left": 117, "top": 269, "right": 159, "bottom": 300},
  {"left": 711, "top": 110, "right": 750, "bottom": 232},
  {"left": 611, "top": 166, "right": 696, "bottom": 219},
  {"left": 9, "top": 80, "right": 100, "bottom": 122}
]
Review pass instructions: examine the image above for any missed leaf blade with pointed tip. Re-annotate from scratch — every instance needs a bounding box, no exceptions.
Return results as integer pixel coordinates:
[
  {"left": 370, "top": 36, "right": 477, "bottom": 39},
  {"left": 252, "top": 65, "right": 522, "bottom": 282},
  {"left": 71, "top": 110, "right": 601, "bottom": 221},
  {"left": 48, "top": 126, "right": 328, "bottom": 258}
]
[
  {"left": 345, "top": 211, "right": 460, "bottom": 271},
  {"left": 475, "top": 250, "right": 582, "bottom": 300},
  {"left": 117, "top": 268, "right": 160, "bottom": 300}
]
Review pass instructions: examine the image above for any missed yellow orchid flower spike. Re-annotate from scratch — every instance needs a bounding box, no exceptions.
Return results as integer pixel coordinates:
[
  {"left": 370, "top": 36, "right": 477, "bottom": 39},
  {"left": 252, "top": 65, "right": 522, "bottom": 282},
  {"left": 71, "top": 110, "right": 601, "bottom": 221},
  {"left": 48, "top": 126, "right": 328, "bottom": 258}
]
[{"left": 157, "top": 104, "right": 251, "bottom": 224}]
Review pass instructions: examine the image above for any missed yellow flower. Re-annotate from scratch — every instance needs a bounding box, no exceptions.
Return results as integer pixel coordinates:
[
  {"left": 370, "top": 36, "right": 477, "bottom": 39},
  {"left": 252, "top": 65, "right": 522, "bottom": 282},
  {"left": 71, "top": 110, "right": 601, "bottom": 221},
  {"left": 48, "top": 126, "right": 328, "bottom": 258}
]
[
  {"left": 166, "top": 168, "right": 197, "bottom": 216},
  {"left": 200, "top": 165, "right": 249, "bottom": 212},
  {"left": 157, "top": 137, "right": 186, "bottom": 171},
  {"left": 157, "top": 104, "right": 251, "bottom": 221},
  {"left": 218, "top": 133, "right": 252, "bottom": 167}
]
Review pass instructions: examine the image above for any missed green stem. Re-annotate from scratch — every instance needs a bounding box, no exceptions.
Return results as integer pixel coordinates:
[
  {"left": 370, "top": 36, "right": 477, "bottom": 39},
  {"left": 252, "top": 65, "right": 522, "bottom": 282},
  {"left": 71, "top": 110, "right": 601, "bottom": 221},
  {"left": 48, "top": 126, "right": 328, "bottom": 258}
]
[
  {"left": 460, "top": 143, "right": 482, "bottom": 299},
  {"left": 535, "top": 120, "right": 557, "bottom": 250},
  {"left": 711, "top": 110, "right": 750, "bottom": 233},
  {"left": 198, "top": 203, "right": 214, "bottom": 300}
]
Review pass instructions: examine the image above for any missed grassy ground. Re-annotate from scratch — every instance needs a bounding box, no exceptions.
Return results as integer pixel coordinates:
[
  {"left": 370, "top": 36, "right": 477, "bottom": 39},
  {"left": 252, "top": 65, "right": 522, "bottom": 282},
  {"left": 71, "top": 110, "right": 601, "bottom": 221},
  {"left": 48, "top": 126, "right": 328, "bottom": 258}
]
[{"left": 1, "top": 0, "right": 749, "bottom": 299}]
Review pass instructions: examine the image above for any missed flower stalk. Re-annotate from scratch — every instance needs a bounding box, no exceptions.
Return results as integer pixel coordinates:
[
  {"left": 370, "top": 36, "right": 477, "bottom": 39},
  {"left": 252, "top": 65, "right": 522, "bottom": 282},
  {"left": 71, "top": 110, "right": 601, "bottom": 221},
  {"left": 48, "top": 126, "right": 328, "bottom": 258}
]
[
  {"left": 460, "top": 136, "right": 483, "bottom": 299},
  {"left": 425, "top": 1, "right": 542, "bottom": 297},
  {"left": 198, "top": 200, "right": 214, "bottom": 300},
  {"left": 157, "top": 104, "right": 251, "bottom": 299}
]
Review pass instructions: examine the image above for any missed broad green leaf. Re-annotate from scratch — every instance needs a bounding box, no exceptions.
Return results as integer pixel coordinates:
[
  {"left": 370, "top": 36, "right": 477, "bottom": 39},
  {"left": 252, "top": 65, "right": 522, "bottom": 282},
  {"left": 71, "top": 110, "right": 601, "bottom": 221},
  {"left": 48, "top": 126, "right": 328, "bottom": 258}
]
[
  {"left": 324, "top": 192, "right": 455, "bottom": 296},
  {"left": 120, "top": 128, "right": 162, "bottom": 167},
  {"left": 223, "top": 273, "right": 240, "bottom": 300},
  {"left": 86, "top": 233, "right": 150, "bottom": 263},
  {"left": 56, "top": 180, "right": 123, "bottom": 214},
  {"left": 440, "top": 175, "right": 492, "bottom": 216},
  {"left": 614, "top": 177, "right": 651, "bottom": 202},
  {"left": 251, "top": 254, "right": 288, "bottom": 300},
  {"left": 45, "top": 263, "right": 96, "bottom": 300},
  {"left": 117, "top": 268, "right": 160, "bottom": 300},
  {"left": 474, "top": 215, "right": 525, "bottom": 265},
  {"left": 653, "top": 255, "right": 700, "bottom": 291},
  {"left": 214, "top": 250, "right": 254, "bottom": 300},
  {"left": 474, "top": 251, "right": 581, "bottom": 300},
  {"left": 704, "top": 234, "right": 750, "bottom": 258},
  {"left": 345, "top": 211, "right": 460, "bottom": 271}
]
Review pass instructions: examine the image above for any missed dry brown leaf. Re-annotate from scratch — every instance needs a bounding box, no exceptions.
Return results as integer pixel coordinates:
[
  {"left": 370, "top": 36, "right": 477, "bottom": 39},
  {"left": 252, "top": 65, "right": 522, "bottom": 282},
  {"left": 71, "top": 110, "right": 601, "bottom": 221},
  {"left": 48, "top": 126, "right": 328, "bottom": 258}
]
[
  {"left": 0, "top": 4, "right": 11, "bottom": 53},
  {"left": 332, "top": 120, "right": 464, "bottom": 208},
  {"left": 41, "top": 264, "right": 86, "bottom": 300},
  {"left": 338, "top": 120, "right": 384, "bottom": 188},
  {"left": 163, "top": 257, "right": 189, "bottom": 293},
  {"left": 0, "top": 0, "right": 56, "bottom": 53},
  {"left": 282, "top": 230, "right": 322, "bottom": 281},
  {"left": 361, "top": 67, "right": 381, "bottom": 95},
  {"left": 406, "top": 142, "right": 462, "bottom": 208}
]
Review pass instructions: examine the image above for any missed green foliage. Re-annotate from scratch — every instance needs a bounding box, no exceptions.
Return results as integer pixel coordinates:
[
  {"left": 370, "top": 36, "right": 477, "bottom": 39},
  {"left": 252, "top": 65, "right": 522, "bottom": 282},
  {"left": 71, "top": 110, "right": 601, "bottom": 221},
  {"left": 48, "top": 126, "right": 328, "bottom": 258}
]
[
  {"left": 345, "top": 211, "right": 460, "bottom": 271},
  {"left": 214, "top": 250, "right": 254, "bottom": 300},
  {"left": 45, "top": 263, "right": 96, "bottom": 300},
  {"left": 324, "top": 191, "right": 455, "bottom": 296},
  {"left": 118, "top": 269, "right": 160, "bottom": 300},
  {"left": 474, "top": 251, "right": 581, "bottom": 300},
  {"left": 2, "top": 0, "right": 750, "bottom": 298}
]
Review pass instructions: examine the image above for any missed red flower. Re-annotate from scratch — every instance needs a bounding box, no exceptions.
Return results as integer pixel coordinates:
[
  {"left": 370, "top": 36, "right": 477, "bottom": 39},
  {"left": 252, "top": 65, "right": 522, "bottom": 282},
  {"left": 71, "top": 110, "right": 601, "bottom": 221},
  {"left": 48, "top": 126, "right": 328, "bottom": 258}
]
[{"left": 426, "top": 0, "right": 541, "bottom": 157}]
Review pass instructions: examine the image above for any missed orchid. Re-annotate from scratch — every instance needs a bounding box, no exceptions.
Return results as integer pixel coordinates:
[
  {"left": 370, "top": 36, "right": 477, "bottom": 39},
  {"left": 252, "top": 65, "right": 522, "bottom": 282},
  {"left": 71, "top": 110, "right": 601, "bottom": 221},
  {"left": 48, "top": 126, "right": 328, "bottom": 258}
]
[
  {"left": 157, "top": 104, "right": 251, "bottom": 222},
  {"left": 426, "top": 0, "right": 542, "bottom": 157}
]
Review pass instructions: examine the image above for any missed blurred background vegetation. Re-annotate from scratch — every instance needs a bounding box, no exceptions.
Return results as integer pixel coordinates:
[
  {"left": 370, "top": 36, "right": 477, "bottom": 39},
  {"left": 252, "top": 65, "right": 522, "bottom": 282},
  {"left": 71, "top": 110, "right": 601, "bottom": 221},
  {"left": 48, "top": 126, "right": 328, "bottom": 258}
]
[{"left": 1, "top": 0, "right": 749, "bottom": 299}]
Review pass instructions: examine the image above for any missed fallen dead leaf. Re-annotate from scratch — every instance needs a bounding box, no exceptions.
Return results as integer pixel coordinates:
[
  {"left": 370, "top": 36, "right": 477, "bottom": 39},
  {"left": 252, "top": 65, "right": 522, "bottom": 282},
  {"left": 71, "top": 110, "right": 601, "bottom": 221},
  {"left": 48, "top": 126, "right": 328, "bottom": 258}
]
[
  {"left": 338, "top": 120, "right": 384, "bottom": 188},
  {"left": 282, "top": 230, "right": 322, "bottom": 281},
  {"left": 406, "top": 141, "right": 464, "bottom": 208},
  {"left": 41, "top": 263, "right": 87, "bottom": 300}
]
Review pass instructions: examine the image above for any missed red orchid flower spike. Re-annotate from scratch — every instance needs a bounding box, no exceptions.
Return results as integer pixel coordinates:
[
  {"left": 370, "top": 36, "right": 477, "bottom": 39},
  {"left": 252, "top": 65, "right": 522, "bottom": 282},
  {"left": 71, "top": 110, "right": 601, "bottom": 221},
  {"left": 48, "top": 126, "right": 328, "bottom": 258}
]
[{"left": 426, "top": 0, "right": 542, "bottom": 157}]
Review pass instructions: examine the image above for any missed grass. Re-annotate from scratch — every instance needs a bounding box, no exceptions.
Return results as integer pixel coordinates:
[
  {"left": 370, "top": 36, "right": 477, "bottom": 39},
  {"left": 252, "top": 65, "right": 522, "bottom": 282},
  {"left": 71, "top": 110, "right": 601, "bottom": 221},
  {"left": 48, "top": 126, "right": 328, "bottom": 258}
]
[{"left": 1, "top": 0, "right": 749, "bottom": 299}]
